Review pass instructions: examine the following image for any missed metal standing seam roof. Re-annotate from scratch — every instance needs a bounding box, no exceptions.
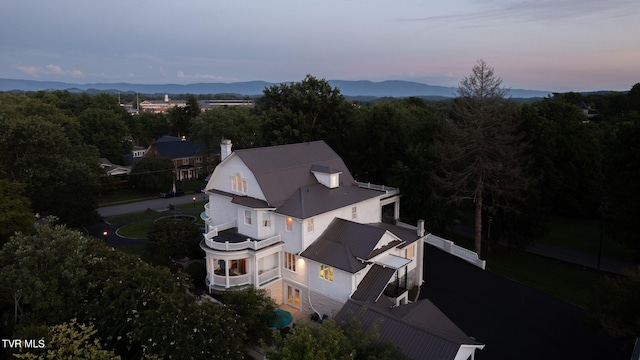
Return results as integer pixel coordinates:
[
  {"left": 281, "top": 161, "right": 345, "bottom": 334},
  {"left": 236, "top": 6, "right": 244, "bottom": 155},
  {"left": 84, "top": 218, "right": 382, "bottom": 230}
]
[
  {"left": 300, "top": 218, "right": 405, "bottom": 273},
  {"left": 336, "top": 299, "right": 483, "bottom": 360},
  {"left": 350, "top": 264, "right": 397, "bottom": 303},
  {"left": 233, "top": 141, "right": 355, "bottom": 207}
]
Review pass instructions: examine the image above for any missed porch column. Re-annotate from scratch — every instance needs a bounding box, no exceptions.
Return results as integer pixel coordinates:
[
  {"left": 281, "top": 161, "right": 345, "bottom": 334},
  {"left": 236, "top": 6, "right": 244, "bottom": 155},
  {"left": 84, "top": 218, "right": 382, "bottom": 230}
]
[
  {"left": 225, "top": 259, "right": 230, "bottom": 288},
  {"left": 254, "top": 255, "right": 259, "bottom": 287},
  {"left": 394, "top": 200, "right": 400, "bottom": 221}
]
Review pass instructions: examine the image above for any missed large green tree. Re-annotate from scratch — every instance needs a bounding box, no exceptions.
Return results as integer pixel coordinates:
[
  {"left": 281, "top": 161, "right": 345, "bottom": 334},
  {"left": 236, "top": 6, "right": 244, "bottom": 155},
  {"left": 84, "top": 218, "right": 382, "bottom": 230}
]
[
  {"left": 266, "top": 317, "right": 408, "bottom": 360},
  {"left": 145, "top": 217, "right": 202, "bottom": 264},
  {"left": 0, "top": 109, "right": 100, "bottom": 226},
  {"left": 128, "top": 156, "right": 175, "bottom": 192},
  {"left": 77, "top": 108, "right": 132, "bottom": 164},
  {"left": 0, "top": 180, "right": 33, "bottom": 245},
  {"left": 431, "top": 60, "right": 529, "bottom": 258},
  {"left": 260, "top": 75, "right": 353, "bottom": 149},
  {"left": 0, "top": 220, "right": 95, "bottom": 330}
]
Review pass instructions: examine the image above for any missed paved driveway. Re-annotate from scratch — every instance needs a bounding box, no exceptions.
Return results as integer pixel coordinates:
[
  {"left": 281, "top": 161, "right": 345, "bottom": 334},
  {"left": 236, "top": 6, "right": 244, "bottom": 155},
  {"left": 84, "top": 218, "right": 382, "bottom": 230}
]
[{"left": 420, "top": 245, "right": 628, "bottom": 359}]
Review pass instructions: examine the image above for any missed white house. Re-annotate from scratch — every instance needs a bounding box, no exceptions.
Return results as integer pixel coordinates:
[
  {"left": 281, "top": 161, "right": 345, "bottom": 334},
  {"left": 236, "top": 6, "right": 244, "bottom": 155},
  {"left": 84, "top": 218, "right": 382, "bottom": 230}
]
[{"left": 200, "top": 139, "right": 484, "bottom": 359}]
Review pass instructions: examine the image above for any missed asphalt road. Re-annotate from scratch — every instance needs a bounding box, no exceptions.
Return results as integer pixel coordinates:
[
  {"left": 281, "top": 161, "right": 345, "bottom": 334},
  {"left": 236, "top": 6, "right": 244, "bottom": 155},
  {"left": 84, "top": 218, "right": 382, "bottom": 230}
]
[
  {"left": 420, "top": 245, "right": 629, "bottom": 359},
  {"left": 97, "top": 193, "right": 208, "bottom": 217}
]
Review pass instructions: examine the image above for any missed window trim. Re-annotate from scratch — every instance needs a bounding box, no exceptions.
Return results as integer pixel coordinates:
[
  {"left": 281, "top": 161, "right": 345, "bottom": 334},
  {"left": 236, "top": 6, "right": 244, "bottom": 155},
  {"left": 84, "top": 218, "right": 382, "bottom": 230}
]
[
  {"left": 320, "top": 264, "right": 333, "bottom": 282},
  {"left": 262, "top": 212, "right": 271, "bottom": 227},
  {"left": 244, "top": 209, "right": 252, "bottom": 225},
  {"left": 284, "top": 252, "right": 297, "bottom": 272}
]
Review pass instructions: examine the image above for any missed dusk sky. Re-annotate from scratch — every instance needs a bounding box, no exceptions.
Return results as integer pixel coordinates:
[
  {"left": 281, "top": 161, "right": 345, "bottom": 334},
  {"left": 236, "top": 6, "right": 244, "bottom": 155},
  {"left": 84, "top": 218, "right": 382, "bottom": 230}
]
[{"left": 1, "top": 0, "right": 638, "bottom": 92}]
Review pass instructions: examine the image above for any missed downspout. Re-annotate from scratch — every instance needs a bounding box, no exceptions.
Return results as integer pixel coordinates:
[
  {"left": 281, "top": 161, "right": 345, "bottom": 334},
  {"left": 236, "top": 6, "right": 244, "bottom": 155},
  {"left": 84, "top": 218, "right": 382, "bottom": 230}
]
[{"left": 307, "top": 259, "right": 321, "bottom": 318}]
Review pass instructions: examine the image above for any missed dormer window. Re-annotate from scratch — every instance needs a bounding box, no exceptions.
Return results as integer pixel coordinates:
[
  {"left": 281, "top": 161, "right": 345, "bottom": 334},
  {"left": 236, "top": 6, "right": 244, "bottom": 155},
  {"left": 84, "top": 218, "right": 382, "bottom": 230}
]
[
  {"left": 232, "top": 174, "right": 247, "bottom": 193},
  {"left": 311, "top": 165, "right": 341, "bottom": 189}
]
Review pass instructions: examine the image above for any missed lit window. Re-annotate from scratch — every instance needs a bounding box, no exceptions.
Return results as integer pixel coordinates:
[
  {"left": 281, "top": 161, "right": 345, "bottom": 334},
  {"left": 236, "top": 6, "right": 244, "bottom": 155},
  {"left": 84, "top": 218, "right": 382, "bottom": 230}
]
[
  {"left": 405, "top": 245, "right": 414, "bottom": 259},
  {"left": 352, "top": 206, "right": 357, "bottom": 219},
  {"left": 286, "top": 217, "right": 293, "bottom": 232},
  {"left": 284, "top": 252, "right": 296, "bottom": 272},
  {"left": 262, "top": 212, "right": 271, "bottom": 227},
  {"left": 320, "top": 264, "right": 333, "bottom": 281},
  {"left": 232, "top": 174, "right": 247, "bottom": 193},
  {"left": 307, "top": 218, "right": 314, "bottom": 233},
  {"left": 244, "top": 210, "right": 252, "bottom": 225}
]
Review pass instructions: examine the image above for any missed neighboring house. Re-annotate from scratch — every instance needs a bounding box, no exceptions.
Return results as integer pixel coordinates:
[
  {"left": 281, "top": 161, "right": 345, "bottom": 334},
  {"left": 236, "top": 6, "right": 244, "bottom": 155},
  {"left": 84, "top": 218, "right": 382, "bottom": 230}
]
[
  {"left": 145, "top": 135, "right": 218, "bottom": 181},
  {"left": 132, "top": 145, "right": 146, "bottom": 159},
  {"left": 99, "top": 158, "right": 131, "bottom": 177},
  {"left": 200, "top": 139, "right": 484, "bottom": 359}
]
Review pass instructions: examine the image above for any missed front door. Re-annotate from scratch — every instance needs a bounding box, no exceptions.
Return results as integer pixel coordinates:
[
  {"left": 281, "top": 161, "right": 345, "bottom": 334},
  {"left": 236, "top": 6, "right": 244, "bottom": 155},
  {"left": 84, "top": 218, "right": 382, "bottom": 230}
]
[{"left": 286, "top": 285, "right": 300, "bottom": 309}]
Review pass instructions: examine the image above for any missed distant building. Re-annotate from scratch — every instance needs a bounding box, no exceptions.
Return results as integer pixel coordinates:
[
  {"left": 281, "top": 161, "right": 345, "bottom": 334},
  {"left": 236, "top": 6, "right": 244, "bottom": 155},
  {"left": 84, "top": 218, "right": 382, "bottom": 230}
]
[{"left": 145, "top": 135, "right": 218, "bottom": 181}]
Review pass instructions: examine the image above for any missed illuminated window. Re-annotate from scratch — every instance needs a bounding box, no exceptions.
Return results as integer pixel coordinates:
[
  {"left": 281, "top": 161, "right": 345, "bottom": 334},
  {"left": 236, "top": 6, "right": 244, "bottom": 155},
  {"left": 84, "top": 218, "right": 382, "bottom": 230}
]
[
  {"left": 286, "top": 217, "right": 293, "bottom": 232},
  {"left": 284, "top": 252, "right": 296, "bottom": 272},
  {"left": 244, "top": 210, "right": 252, "bottom": 225},
  {"left": 405, "top": 244, "right": 414, "bottom": 259},
  {"left": 232, "top": 174, "right": 247, "bottom": 193},
  {"left": 307, "top": 218, "right": 314, "bottom": 233},
  {"left": 320, "top": 264, "right": 333, "bottom": 281},
  {"left": 262, "top": 212, "right": 271, "bottom": 227},
  {"left": 352, "top": 206, "right": 357, "bottom": 219}
]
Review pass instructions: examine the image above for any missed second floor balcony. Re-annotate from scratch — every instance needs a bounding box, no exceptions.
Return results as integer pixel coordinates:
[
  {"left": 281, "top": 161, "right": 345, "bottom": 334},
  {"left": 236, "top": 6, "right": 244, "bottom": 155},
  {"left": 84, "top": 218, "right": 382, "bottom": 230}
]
[{"left": 202, "top": 221, "right": 282, "bottom": 253}]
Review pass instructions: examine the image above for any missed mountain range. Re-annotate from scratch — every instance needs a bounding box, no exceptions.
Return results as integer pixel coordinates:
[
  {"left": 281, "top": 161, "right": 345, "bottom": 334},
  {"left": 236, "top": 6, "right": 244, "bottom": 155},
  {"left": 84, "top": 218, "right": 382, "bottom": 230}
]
[{"left": 0, "top": 78, "right": 552, "bottom": 99}]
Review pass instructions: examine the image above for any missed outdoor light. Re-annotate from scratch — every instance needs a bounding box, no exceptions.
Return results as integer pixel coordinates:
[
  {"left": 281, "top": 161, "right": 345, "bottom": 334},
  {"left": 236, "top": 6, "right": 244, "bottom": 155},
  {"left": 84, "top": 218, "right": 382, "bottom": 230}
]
[
  {"left": 192, "top": 196, "right": 196, "bottom": 207},
  {"left": 102, "top": 230, "right": 108, "bottom": 241}
]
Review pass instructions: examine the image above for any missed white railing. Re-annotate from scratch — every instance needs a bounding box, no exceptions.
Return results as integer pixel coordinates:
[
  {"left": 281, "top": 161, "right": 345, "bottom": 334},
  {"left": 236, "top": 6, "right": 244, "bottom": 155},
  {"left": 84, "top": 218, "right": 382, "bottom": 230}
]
[
  {"left": 210, "top": 273, "right": 252, "bottom": 288},
  {"left": 355, "top": 181, "right": 400, "bottom": 196},
  {"left": 203, "top": 233, "right": 282, "bottom": 252},
  {"left": 258, "top": 267, "right": 280, "bottom": 285},
  {"left": 424, "top": 234, "right": 486, "bottom": 269},
  {"left": 228, "top": 274, "right": 251, "bottom": 287}
]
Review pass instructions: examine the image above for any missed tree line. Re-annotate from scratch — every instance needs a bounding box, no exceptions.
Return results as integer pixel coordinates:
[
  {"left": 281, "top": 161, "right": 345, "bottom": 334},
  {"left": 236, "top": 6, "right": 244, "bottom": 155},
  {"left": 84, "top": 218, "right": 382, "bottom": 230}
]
[{"left": 1, "top": 68, "right": 639, "bottom": 256}]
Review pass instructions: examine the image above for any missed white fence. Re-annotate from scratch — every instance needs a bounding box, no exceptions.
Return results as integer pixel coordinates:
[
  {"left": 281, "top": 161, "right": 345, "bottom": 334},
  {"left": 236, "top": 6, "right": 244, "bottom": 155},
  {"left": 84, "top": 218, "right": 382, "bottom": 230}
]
[{"left": 424, "top": 234, "right": 486, "bottom": 269}]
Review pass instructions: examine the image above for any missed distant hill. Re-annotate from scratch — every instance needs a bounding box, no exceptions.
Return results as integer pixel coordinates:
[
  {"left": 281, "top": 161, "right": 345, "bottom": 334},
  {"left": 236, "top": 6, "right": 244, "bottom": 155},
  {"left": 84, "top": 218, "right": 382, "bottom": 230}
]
[{"left": 0, "top": 78, "right": 552, "bottom": 99}]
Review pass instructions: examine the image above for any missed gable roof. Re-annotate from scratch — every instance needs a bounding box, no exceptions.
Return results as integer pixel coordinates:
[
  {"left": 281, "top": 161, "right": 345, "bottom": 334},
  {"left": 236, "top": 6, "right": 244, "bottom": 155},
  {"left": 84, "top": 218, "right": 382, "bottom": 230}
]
[
  {"left": 233, "top": 141, "right": 355, "bottom": 207},
  {"left": 300, "top": 218, "right": 404, "bottom": 273},
  {"left": 337, "top": 299, "right": 484, "bottom": 360}
]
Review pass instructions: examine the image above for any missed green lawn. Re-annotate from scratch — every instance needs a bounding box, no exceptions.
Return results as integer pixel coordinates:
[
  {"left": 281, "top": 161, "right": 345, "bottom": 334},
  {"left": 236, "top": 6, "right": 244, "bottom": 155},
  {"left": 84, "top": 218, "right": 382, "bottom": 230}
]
[
  {"left": 539, "top": 216, "right": 633, "bottom": 261},
  {"left": 485, "top": 246, "right": 602, "bottom": 309}
]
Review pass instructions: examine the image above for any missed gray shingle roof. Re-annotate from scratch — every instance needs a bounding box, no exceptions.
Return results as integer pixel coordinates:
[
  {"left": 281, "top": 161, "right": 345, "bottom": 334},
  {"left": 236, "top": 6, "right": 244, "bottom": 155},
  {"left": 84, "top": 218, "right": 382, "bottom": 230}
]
[
  {"left": 233, "top": 141, "right": 355, "bottom": 207},
  {"left": 336, "top": 299, "right": 484, "bottom": 360},
  {"left": 275, "top": 184, "right": 382, "bottom": 219},
  {"left": 300, "top": 218, "right": 404, "bottom": 273}
]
